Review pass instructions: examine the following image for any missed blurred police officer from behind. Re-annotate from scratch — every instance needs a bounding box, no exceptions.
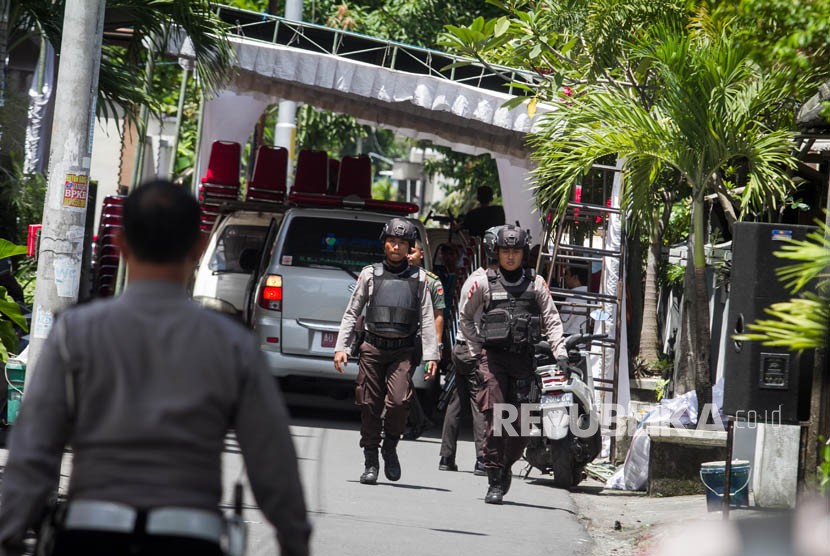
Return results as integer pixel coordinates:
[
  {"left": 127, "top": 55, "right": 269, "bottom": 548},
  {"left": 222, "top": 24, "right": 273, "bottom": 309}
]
[
  {"left": 0, "top": 180, "right": 311, "bottom": 556},
  {"left": 457, "top": 224, "right": 567, "bottom": 504},
  {"left": 334, "top": 218, "right": 439, "bottom": 485}
]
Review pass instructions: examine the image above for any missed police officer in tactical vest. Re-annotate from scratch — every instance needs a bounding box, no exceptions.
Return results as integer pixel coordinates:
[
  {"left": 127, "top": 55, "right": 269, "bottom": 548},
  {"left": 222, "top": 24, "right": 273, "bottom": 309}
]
[
  {"left": 457, "top": 224, "right": 568, "bottom": 504},
  {"left": 334, "top": 218, "right": 440, "bottom": 485}
]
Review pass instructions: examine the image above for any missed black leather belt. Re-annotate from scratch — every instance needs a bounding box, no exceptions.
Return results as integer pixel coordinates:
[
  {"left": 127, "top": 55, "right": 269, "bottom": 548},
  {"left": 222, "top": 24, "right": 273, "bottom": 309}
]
[
  {"left": 365, "top": 331, "right": 415, "bottom": 350},
  {"left": 456, "top": 341, "right": 467, "bottom": 346}
]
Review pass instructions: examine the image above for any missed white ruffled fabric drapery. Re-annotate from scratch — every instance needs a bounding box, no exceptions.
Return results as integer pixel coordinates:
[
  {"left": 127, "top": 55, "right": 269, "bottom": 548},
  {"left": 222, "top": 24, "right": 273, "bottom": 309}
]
[{"left": 185, "top": 35, "right": 557, "bottom": 232}]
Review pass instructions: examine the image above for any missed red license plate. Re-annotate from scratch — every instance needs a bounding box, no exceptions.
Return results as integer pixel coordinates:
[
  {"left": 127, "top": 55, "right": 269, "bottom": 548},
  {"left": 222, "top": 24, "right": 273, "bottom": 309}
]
[{"left": 321, "top": 331, "right": 338, "bottom": 348}]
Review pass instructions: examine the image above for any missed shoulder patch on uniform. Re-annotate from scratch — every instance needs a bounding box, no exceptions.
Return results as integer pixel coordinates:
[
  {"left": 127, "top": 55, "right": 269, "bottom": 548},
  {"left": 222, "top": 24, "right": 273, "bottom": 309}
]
[
  {"left": 425, "top": 269, "right": 439, "bottom": 280},
  {"left": 467, "top": 280, "right": 479, "bottom": 299}
]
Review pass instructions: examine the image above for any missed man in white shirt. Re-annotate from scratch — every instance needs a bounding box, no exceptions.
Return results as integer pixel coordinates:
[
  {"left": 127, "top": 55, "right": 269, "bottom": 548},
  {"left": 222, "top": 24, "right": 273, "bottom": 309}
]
[{"left": 559, "top": 266, "right": 590, "bottom": 336}]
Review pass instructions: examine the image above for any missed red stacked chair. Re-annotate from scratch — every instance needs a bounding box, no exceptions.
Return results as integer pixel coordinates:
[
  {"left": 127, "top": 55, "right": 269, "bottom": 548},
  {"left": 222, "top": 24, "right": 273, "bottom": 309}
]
[
  {"left": 91, "top": 195, "right": 127, "bottom": 298},
  {"left": 246, "top": 145, "right": 288, "bottom": 203},
  {"left": 290, "top": 149, "right": 329, "bottom": 198},
  {"left": 199, "top": 140, "right": 242, "bottom": 233},
  {"left": 336, "top": 155, "right": 372, "bottom": 199}
]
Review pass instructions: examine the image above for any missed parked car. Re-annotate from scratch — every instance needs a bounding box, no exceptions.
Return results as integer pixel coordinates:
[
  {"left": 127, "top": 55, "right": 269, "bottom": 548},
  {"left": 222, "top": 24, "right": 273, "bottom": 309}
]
[
  {"left": 192, "top": 203, "right": 285, "bottom": 318},
  {"left": 245, "top": 200, "right": 438, "bottom": 400}
]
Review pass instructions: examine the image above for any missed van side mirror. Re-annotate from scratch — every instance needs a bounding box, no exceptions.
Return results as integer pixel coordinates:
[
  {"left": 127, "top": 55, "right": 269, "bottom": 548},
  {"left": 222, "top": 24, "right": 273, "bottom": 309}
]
[{"left": 239, "top": 248, "right": 260, "bottom": 273}]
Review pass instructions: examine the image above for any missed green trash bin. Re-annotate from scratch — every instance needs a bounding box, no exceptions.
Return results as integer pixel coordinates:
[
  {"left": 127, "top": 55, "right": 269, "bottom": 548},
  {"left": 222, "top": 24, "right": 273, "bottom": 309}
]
[{"left": 5, "top": 358, "right": 25, "bottom": 425}]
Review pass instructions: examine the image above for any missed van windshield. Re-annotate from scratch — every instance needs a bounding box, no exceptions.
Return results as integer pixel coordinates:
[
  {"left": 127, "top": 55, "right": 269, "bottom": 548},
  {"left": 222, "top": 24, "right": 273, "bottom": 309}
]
[
  {"left": 208, "top": 225, "right": 268, "bottom": 273},
  {"left": 280, "top": 217, "right": 385, "bottom": 271}
]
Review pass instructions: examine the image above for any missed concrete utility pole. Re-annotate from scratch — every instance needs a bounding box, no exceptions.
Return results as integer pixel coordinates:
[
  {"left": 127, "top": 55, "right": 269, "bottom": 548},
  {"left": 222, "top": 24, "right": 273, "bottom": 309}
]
[
  {"left": 0, "top": 0, "right": 11, "bottom": 146},
  {"left": 27, "top": 0, "right": 106, "bottom": 375},
  {"left": 274, "top": 0, "right": 303, "bottom": 186}
]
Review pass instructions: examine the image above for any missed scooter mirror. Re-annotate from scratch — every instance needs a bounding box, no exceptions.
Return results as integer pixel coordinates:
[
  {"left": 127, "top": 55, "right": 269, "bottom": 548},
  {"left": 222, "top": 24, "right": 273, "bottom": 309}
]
[{"left": 590, "top": 309, "right": 611, "bottom": 321}]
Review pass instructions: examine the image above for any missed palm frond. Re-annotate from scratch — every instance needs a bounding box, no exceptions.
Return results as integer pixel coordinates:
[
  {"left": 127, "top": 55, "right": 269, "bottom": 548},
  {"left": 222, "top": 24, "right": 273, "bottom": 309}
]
[
  {"left": 773, "top": 220, "right": 830, "bottom": 294},
  {"left": 735, "top": 294, "right": 830, "bottom": 351}
]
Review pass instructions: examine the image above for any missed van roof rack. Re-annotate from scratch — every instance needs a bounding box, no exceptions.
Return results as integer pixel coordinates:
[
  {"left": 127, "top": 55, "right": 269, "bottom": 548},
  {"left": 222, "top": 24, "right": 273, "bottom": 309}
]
[
  {"left": 215, "top": 200, "right": 288, "bottom": 214},
  {"left": 287, "top": 193, "right": 419, "bottom": 214},
  {"left": 210, "top": 194, "right": 419, "bottom": 217}
]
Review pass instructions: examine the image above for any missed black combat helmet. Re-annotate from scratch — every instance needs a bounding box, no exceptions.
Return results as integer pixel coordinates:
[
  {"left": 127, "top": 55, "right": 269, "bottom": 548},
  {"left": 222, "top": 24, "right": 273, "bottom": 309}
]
[
  {"left": 482, "top": 225, "right": 501, "bottom": 260},
  {"left": 380, "top": 217, "right": 419, "bottom": 244},
  {"left": 495, "top": 224, "right": 530, "bottom": 249}
]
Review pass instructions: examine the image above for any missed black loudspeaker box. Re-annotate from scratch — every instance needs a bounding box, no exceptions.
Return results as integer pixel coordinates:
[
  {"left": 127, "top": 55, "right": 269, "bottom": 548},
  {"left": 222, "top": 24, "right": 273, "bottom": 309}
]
[{"left": 722, "top": 222, "right": 815, "bottom": 425}]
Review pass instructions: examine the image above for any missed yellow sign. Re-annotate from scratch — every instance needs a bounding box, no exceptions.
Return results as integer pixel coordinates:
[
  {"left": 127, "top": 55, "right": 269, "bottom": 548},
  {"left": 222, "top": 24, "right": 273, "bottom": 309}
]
[{"left": 63, "top": 173, "right": 89, "bottom": 211}]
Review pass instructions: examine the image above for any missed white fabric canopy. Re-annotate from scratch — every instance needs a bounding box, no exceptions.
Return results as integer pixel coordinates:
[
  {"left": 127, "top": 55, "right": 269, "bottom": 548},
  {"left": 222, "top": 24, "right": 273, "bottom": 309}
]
[{"left": 225, "top": 36, "right": 552, "bottom": 167}]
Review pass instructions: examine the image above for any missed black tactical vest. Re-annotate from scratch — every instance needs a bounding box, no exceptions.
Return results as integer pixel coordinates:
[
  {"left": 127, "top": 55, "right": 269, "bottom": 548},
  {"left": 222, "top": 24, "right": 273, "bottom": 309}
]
[
  {"left": 365, "top": 263, "right": 421, "bottom": 337},
  {"left": 480, "top": 268, "right": 541, "bottom": 348}
]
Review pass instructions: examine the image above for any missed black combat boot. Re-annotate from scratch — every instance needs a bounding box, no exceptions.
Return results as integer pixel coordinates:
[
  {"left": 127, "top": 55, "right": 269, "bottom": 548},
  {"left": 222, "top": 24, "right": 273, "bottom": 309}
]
[
  {"left": 501, "top": 465, "right": 513, "bottom": 496},
  {"left": 360, "top": 449, "right": 379, "bottom": 485},
  {"left": 485, "top": 468, "right": 504, "bottom": 504},
  {"left": 381, "top": 436, "right": 402, "bottom": 481}
]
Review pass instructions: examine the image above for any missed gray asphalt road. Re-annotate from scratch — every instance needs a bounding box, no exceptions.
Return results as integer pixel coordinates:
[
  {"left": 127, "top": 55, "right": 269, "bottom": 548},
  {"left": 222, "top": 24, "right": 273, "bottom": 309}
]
[
  {"left": 226, "top": 399, "right": 594, "bottom": 556},
  {"left": 0, "top": 397, "right": 594, "bottom": 556}
]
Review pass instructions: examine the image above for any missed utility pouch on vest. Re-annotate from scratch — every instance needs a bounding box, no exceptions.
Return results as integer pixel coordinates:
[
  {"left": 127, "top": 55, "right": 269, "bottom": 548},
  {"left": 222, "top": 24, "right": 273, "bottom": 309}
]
[
  {"left": 512, "top": 316, "right": 529, "bottom": 345},
  {"left": 511, "top": 316, "right": 541, "bottom": 345},
  {"left": 530, "top": 316, "right": 541, "bottom": 344},
  {"left": 481, "top": 309, "right": 512, "bottom": 347}
]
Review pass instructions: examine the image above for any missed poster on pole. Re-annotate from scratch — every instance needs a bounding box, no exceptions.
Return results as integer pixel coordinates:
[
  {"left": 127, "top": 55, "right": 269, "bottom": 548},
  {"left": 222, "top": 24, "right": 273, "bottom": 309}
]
[
  {"left": 62, "top": 172, "right": 89, "bottom": 212},
  {"left": 54, "top": 255, "right": 81, "bottom": 299}
]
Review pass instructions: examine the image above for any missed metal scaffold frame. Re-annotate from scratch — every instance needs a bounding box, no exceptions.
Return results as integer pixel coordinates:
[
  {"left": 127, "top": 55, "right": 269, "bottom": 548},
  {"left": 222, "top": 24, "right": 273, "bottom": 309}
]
[
  {"left": 213, "top": 5, "right": 540, "bottom": 97},
  {"left": 535, "top": 163, "right": 627, "bottom": 459}
]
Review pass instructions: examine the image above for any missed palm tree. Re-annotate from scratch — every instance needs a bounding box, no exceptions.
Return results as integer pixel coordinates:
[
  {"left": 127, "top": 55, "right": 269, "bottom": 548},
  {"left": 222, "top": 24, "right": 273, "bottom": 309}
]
[{"left": 531, "top": 23, "right": 803, "bottom": 412}]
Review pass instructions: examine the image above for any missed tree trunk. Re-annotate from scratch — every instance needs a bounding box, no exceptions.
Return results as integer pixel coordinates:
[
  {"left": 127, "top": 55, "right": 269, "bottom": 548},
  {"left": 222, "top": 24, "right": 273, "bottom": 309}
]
[
  {"left": 627, "top": 234, "right": 643, "bottom": 359},
  {"left": 690, "top": 196, "right": 712, "bottom": 416},
  {"left": 674, "top": 195, "right": 713, "bottom": 419},
  {"left": 639, "top": 201, "right": 672, "bottom": 367},
  {"left": 639, "top": 231, "right": 663, "bottom": 366},
  {"left": 716, "top": 191, "right": 737, "bottom": 236},
  {"left": 713, "top": 173, "right": 737, "bottom": 237}
]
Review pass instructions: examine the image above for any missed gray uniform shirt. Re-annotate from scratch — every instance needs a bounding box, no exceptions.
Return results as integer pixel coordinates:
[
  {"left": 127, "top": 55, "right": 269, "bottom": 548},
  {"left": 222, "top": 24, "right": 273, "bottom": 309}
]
[
  {"left": 0, "top": 281, "right": 310, "bottom": 556},
  {"left": 334, "top": 264, "right": 440, "bottom": 361},
  {"left": 457, "top": 267, "right": 567, "bottom": 360}
]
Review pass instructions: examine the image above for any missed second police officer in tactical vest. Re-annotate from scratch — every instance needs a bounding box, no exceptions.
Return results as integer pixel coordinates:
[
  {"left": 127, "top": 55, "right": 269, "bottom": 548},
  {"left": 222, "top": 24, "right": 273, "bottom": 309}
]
[
  {"left": 334, "top": 218, "right": 440, "bottom": 485},
  {"left": 457, "top": 224, "right": 568, "bottom": 504}
]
